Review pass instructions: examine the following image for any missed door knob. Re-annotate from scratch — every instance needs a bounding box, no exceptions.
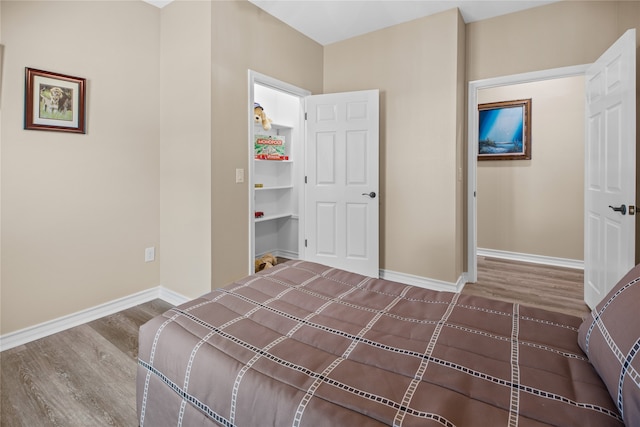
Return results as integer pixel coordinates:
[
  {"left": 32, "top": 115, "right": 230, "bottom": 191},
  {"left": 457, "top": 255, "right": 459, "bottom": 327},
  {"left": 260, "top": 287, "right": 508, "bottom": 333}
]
[
  {"left": 608, "top": 204, "right": 627, "bottom": 215},
  {"left": 362, "top": 192, "right": 376, "bottom": 198}
]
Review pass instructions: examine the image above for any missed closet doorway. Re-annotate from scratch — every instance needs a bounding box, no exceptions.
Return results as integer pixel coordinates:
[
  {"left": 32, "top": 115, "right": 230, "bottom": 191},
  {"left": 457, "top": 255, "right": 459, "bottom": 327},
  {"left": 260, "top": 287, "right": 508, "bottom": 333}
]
[
  {"left": 248, "top": 71, "right": 381, "bottom": 277},
  {"left": 248, "top": 72, "right": 309, "bottom": 273}
]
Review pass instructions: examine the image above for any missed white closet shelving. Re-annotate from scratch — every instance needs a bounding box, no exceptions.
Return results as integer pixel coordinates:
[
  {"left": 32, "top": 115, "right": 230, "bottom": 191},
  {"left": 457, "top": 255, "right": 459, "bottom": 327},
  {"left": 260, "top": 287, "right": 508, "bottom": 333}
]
[
  {"left": 254, "top": 124, "right": 294, "bottom": 222},
  {"left": 252, "top": 83, "right": 302, "bottom": 263}
]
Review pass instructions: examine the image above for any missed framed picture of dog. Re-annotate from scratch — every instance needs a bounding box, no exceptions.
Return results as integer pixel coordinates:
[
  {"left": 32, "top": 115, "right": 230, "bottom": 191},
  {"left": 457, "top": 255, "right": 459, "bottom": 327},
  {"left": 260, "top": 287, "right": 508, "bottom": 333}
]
[{"left": 24, "top": 68, "right": 86, "bottom": 133}]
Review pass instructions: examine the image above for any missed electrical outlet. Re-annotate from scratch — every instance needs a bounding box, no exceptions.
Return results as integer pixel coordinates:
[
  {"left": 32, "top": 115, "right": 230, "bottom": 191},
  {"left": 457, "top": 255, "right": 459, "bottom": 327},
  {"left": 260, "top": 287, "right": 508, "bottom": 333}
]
[
  {"left": 145, "top": 247, "right": 155, "bottom": 262},
  {"left": 235, "top": 168, "right": 244, "bottom": 183}
]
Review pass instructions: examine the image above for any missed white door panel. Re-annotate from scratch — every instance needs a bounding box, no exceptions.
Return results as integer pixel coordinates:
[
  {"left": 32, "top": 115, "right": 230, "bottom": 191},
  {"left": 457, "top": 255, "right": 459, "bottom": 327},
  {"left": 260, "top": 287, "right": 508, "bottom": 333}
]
[
  {"left": 305, "top": 90, "right": 379, "bottom": 277},
  {"left": 346, "top": 203, "right": 368, "bottom": 258},
  {"left": 316, "top": 202, "right": 337, "bottom": 256},
  {"left": 584, "top": 29, "right": 636, "bottom": 308}
]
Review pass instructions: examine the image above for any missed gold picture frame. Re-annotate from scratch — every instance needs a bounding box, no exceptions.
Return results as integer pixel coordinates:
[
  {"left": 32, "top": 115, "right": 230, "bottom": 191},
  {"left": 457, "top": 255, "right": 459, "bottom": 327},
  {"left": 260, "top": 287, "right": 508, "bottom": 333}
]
[{"left": 478, "top": 99, "right": 531, "bottom": 161}]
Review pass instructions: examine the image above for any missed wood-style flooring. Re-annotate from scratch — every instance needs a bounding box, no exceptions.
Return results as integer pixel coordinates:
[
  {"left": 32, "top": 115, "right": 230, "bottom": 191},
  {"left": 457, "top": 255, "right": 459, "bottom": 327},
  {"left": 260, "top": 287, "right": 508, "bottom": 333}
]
[
  {"left": 0, "top": 299, "right": 173, "bottom": 427},
  {"left": 0, "top": 260, "right": 590, "bottom": 425},
  {"left": 463, "top": 256, "right": 590, "bottom": 319}
]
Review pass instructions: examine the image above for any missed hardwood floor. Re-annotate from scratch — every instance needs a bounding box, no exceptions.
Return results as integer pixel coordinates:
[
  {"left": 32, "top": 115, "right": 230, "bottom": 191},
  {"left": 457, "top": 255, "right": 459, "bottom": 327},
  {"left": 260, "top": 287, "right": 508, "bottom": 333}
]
[
  {"left": 0, "top": 299, "right": 173, "bottom": 427},
  {"left": 463, "top": 256, "right": 590, "bottom": 319},
  {"left": 0, "top": 261, "right": 589, "bottom": 425}
]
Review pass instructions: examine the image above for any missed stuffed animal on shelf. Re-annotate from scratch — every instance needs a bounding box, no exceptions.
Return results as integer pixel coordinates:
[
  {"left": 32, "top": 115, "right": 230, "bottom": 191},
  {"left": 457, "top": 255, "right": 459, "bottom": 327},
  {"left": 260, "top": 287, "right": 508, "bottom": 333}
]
[
  {"left": 254, "top": 102, "right": 272, "bottom": 131},
  {"left": 255, "top": 253, "right": 278, "bottom": 272}
]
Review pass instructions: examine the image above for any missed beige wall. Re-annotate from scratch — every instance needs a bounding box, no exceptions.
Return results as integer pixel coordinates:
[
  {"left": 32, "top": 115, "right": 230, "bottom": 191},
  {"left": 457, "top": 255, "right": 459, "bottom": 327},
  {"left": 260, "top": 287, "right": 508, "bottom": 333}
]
[
  {"left": 324, "top": 9, "right": 466, "bottom": 283},
  {"left": 0, "top": 2, "right": 4, "bottom": 337},
  {"left": 323, "top": 0, "right": 638, "bottom": 282},
  {"left": 2, "top": 0, "right": 638, "bottom": 336},
  {"left": 454, "top": 11, "right": 466, "bottom": 275},
  {"left": 466, "top": 1, "right": 634, "bottom": 81},
  {"left": 0, "top": 0, "right": 323, "bottom": 337},
  {"left": 1, "top": 1, "right": 161, "bottom": 334},
  {"left": 209, "top": 0, "right": 323, "bottom": 288},
  {"left": 477, "top": 77, "right": 585, "bottom": 260},
  {"left": 159, "top": 0, "right": 212, "bottom": 298}
]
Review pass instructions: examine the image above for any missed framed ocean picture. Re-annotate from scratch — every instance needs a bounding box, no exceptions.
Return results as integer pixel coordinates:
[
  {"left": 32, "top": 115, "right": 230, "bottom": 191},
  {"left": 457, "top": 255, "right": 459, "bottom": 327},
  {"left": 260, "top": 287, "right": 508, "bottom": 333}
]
[{"left": 478, "top": 99, "right": 531, "bottom": 161}]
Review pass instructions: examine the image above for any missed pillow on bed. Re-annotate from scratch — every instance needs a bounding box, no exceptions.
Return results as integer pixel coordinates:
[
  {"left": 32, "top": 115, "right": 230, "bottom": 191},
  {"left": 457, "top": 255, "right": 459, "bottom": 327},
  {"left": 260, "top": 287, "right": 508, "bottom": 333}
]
[{"left": 578, "top": 263, "right": 640, "bottom": 426}]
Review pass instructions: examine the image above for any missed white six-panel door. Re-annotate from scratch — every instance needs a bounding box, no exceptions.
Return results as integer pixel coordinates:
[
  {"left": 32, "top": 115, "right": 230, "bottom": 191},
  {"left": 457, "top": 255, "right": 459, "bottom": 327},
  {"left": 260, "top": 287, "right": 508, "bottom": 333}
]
[
  {"left": 304, "top": 90, "right": 379, "bottom": 277},
  {"left": 584, "top": 29, "right": 636, "bottom": 309}
]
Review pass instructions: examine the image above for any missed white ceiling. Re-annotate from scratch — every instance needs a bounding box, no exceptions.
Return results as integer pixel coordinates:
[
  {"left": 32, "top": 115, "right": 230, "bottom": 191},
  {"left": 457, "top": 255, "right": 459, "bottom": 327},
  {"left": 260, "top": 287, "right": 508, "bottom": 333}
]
[
  {"left": 247, "top": 0, "right": 560, "bottom": 45},
  {"left": 143, "top": 0, "right": 560, "bottom": 46}
]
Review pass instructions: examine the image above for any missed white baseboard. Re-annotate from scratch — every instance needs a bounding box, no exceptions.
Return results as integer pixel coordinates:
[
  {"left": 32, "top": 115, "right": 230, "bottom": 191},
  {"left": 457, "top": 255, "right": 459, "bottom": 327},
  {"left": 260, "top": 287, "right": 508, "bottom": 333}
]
[
  {"left": 274, "top": 250, "right": 298, "bottom": 260},
  {"left": 477, "top": 248, "right": 584, "bottom": 270},
  {"left": 256, "top": 250, "right": 299, "bottom": 260},
  {"left": 380, "top": 269, "right": 464, "bottom": 293},
  {"left": 158, "top": 286, "right": 191, "bottom": 306},
  {"left": 379, "top": 250, "right": 581, "bottom": 294},
  {"left": 0, "top": 286, "right": 190, "bottom": 352},
  {"left": 5, "top": 251, "right": 576, "bottom": 353}
]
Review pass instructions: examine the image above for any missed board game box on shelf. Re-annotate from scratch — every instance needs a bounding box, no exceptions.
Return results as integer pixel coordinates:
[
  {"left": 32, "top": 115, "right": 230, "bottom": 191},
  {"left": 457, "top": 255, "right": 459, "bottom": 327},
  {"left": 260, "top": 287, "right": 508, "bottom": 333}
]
[{"left": 255, "top": 135, "right": 287, "bottom": 160}]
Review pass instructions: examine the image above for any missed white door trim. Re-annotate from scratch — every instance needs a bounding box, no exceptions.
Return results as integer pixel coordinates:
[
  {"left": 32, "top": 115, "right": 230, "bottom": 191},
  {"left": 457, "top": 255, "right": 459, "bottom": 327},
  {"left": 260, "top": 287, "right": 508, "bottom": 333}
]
[
  {"left": 247, "top": 71, "right": 311, "bottom": 274},
  {"left": 466, "top": 65, "right": 590, "bottom": 282}
]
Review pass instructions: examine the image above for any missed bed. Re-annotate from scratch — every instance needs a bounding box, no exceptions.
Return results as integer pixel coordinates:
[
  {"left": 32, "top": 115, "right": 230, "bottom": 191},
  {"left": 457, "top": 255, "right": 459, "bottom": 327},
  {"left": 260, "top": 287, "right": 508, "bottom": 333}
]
[{"left": 137, "top": 260, "right": 640, "bottom": 426}]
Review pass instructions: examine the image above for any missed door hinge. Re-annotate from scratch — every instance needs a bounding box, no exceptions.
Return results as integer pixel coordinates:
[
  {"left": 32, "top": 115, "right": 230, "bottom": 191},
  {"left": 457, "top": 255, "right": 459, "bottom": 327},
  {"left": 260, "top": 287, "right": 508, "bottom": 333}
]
[
  {"left": 305, "top": 176, "right": 307, "bottom": 184},
  {"left": 305, "top": 239, "right": 308, "bottom": 247},
  {"left": 304, "top": 112, "right": 307, "bottom": 120}
]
